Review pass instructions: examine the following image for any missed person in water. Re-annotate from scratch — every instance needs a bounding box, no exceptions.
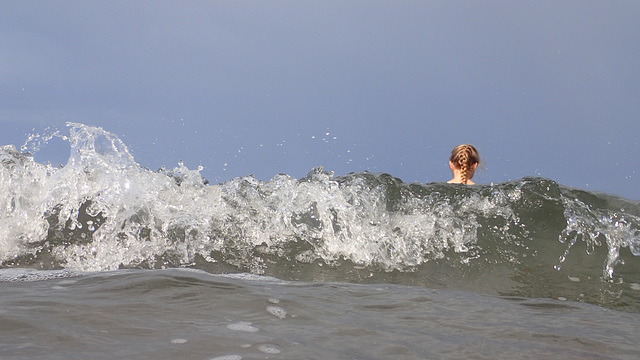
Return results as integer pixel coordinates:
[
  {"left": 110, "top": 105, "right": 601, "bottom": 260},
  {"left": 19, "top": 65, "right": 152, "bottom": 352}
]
[{"left": 448, "top": 144, "right": 479, "bottom": 185}]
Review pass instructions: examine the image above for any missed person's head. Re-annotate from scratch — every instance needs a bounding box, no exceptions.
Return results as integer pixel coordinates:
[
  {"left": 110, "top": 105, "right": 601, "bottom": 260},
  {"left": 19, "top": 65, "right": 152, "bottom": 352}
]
[{"left": 449, "top": 144, "right": 480, "bottom": 184}]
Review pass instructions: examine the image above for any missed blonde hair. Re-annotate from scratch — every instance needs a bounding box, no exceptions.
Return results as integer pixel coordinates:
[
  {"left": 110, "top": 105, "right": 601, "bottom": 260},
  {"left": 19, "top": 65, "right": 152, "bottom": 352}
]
[{"left": 449, "top": 144, "right": 480, "bottom": 185}]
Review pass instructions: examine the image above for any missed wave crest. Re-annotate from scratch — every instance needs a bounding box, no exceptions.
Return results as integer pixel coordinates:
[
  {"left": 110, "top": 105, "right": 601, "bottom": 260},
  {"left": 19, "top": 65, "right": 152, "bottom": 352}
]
[{"left": 1, "top": 123, "right": 640, "bottom": 310}]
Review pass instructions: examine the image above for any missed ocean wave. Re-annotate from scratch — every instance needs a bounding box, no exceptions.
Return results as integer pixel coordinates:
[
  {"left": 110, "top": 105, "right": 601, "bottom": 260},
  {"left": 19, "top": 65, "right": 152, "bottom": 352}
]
[{"left": 2, "top": 123, "right": 639, "bottom": 310}]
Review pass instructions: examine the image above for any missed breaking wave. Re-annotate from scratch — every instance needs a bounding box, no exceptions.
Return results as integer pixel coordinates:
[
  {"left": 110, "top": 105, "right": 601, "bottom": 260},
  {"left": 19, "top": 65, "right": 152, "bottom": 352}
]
[{"left": 2, "top": 123, "right": 639, "bottom": 310}]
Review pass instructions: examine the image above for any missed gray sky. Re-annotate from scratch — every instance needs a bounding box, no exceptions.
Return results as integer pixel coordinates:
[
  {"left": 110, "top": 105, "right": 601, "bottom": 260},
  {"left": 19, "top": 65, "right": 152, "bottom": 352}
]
[{"left": 2, "top": 1, "right": 639, "bottom": 199}]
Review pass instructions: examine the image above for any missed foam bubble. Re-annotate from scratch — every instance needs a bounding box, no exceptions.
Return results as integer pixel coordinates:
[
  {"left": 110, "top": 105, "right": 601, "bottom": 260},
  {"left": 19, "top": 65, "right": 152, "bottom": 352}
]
[
  {"left": 257, "top": 344, "right": 282, "bottom": 354},
  {"left": 227, "top": 322, "right": 259, "bottom": 332},
  {"left": 209, "top": 356, "right": 242, "bottom": 360},
  {"left": 0, "top": 269, "right": 82, "bottom": 283},
  {"left": 266, "top": 306, "right": 287, "bottom": 319}
]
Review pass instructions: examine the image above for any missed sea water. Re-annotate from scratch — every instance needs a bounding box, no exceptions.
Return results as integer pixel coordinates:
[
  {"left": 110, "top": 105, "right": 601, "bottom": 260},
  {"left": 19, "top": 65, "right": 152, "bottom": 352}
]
[{"left": 1, "top": 123, "right": 639, "bottom": 359}]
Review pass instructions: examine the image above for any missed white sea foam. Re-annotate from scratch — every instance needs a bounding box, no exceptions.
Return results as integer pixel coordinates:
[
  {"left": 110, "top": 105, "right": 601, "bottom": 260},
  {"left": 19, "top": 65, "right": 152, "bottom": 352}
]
[
  {"left": 257, "top": 344, "right": 282, "bottom": 354},
  {"left": 209, "top": 356, "right": 242, "bottom": 360},
  {"left": 0, "top": 269, "right": 82, "bottom": 282},
  {"left": 266, "top": 306, "right": 287, "bottom": 319},
  {"left": 227, "top": 322, "right": 259, "bottom": 332}
]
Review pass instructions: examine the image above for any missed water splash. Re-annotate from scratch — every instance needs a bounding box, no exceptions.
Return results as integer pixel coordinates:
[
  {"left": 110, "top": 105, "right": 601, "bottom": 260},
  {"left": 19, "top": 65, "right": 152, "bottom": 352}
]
[
  {"left": 559, "top": 190, "right": 640, "bottom": 279},
  {"left": 1, "top": 123, "right": 639, "bottom": 310}
]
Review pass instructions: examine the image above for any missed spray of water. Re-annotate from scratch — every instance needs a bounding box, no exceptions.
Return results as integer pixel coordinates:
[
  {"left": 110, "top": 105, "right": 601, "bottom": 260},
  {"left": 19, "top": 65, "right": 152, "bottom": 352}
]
[{"left": 1, "top": 123, "right": 638, "bottom": 290}]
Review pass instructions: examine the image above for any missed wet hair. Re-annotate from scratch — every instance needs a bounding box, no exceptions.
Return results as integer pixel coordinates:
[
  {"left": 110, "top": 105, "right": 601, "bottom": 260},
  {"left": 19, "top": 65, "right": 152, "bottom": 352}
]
[{"left": 449, "top": 144, "right": 480, "bottom": 185}]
